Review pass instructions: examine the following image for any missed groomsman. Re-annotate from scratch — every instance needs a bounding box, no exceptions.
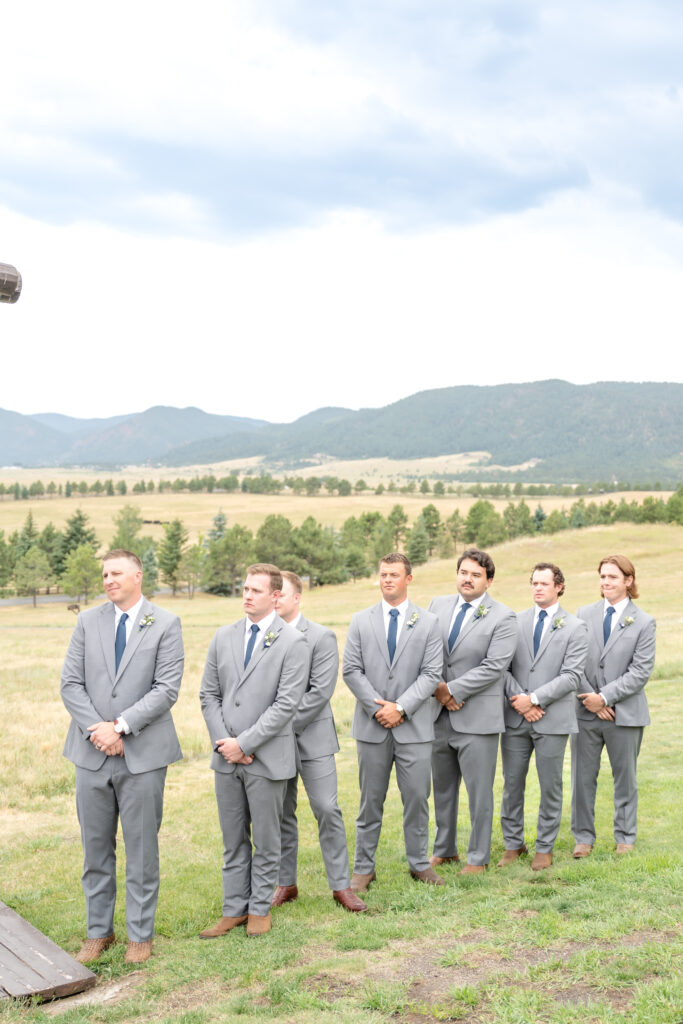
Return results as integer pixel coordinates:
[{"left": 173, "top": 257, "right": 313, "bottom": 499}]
[
  {"left": 572, "top": 555, "right": 655, "bottom": 856},
  {"left": 499, "top": 563, "right": 587, "bottom": 870},
  {"left": 272, "top": 571, "right": 367, "bottom": 913},
  {"left": 429, "top": 548, "right": 516, "bottom": 873},
  {"left": 343, "top": 553, "right": 442, "bottom": 891},
  {"left": 61, "top": 549, "right": 184, "bottom": 964},
  {"left": 199, "top": 564, "right": 308, "bottom": 937}
]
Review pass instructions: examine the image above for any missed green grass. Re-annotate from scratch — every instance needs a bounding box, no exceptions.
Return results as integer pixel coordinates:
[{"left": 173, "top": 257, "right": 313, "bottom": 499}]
[{"left": 0, "top": 523, "right": 681, "bottom": 1023}]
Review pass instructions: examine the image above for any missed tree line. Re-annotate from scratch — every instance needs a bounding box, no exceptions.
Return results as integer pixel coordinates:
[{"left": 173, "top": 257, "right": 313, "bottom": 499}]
[
  {"left": 2, "top": 486, "right": 683, "bottom": 606},
  {"left": 0, "top": 474, "right": 673, "bottom": 502}
]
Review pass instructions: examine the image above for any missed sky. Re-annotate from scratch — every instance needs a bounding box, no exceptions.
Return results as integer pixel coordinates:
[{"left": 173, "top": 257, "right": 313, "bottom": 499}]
[{"left": 2, "top": 0, "right": 683, "bottom": 423}]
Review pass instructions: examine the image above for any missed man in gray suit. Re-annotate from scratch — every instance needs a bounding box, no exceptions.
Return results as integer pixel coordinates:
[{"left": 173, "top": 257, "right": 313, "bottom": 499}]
[
  {"left": 61, "top": 549, "right": 184, "bottom": 965},
  {"left": 572, "top": 555, "right": 655, "bottom": 857},
  {"left": 199, "top": 563, "right": 308, "bottom": 937},
  {"left": 271, "top": 572, "right": 367, "bottom": 913},
  {"left": 343, "top": 553, "right": 443, "bottom": 892},
  {"left": 499, "top": 563, "right": 587, "bottom": 870},
  {"left": 429, "top": 548, "right": 516, "bottom": 874}
]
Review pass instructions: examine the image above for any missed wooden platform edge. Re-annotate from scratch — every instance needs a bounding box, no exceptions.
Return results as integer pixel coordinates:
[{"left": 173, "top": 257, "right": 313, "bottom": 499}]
[{"left": 0, "top": 902, "right": 96, "bottom": 1002}]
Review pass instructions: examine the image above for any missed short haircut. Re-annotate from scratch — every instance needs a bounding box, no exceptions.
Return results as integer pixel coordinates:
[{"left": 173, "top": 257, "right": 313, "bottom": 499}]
[
  {"left": 457, "top": 547, "right": 495, "bottom": 581},
  {"left": 530, "top": 561, "right": 565, "bottom": 597},
  {"left": 598, "top": 555, "right": 639, "bottom": 599},
  {"left": 246, "top": 563, "right": 283, "bottom": 592},
  {"left": 280, "top": 570, "right": 303, "bottom": 594},
  {"left": 102, "top": 549, "right": 142, "bottom": 572},
  {"left": 379, "top": 552, "right": 412, "bottom": 576}
]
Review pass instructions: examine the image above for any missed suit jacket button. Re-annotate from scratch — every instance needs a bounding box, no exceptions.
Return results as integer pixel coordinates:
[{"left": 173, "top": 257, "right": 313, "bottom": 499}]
[{"left": 235, "top": 700, "right": 241, "bottom": 707}]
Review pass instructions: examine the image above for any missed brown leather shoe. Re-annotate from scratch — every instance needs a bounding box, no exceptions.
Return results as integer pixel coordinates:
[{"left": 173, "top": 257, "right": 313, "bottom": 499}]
[
  {"left": 124, "top": 940, "right": 153, "bottom": 964},
  {"left": 616, "top": 843, "right": 635, "bottom": 854},
  {"left": 460, "top": 864, "right": 487, "bottom": 875},
  {"left": 199, "top": 915, "right": 248, "bottom": 938},
  {"left": 75, "top": 934, "right": 115, "bottom": 964},
  {"left": 333, "top": 887, "right": 368, "bottom": 912},
  {"left": 572, "top": 843, "right": 593, "bottom": 858},
  {"left": 350, "top": 871, "right": 376, "bottom": 893},
  {"left": 410, "top": 867, "right": 445, "bottom": 885},
  {"left": 531, "top": 852, "right": 553, "bottom": 871},
  {"left": 497, "top": 845, "right": 528, "bottom": 867},
  {"left": 429, "top": 854, "right": 459, "bottom": 867},
  {"left": 246, "top": 913, "right": 271, "bottom": 937},
  {"left": 271, "top": 884, "right": 298, "bottom": 907}
]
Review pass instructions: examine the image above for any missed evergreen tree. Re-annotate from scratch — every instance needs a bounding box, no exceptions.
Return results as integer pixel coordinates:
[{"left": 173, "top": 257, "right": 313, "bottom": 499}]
[
  {"left": 420, "top": 504, "right": 442, "bottom": 555},
  {"left": 157, "top": 519, "right": 188, "bottom": 596},
  {"left": 387, "top": 504, "right": 409, "bottom": 548},
  {"left": 292, "top": 517, "right": 346, "bottom": 585},
  {"left": 111, "top": 504, "right": 145, "bottom": 552},
  {"left": 63, "top": 509, "right": 98, "bottom": 559},
  {"left": 0, "top": 531, "right": 12, "bottom": 588},
  {"left": 38, "top": 522, "right": 65, "bottom": 586},
  {"left": 179, "top": 538, "right": 204, "bottom": 599},
  {"left": 207, "top": 509, "right": 228, "bottom": 542},
  {"left": 406, "top": 516, "right": 429, "bottom": 565},
  {"left": 202, "top": 525, "right": 255, "bottom": 596},
  {"left": 14, "top": 546, "right": 54, "bottom": 607},
  {"left": 255, "top": 515, "right": 297, "bottom": 568},
  {"left": 15, "top": 511, "right": 40, "bottom": 560},
  {"left": 62, "top": 544, "right": 102, "bottom": 604},
  {"left": 141, "top": 545, "right": 159, "bottom": 598}
]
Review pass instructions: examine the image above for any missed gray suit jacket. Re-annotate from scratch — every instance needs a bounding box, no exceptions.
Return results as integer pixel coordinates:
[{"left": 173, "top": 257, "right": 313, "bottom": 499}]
[
  {"left": 576, "top": 600, "right": 655, "bottom": 727},
  {"left": 61, "top": 599, "right": 184, "bottom": 774},
  {"left": 429, "top": 593, "right": 516, "bottom": 734},
  {"left": 343, "top": 601, "right": 442, "bottom": 744},
  {"left": 292, "top": 615, "right": 340, "bottom": 760},
  {"left": 200, "top": 614, "right": 309, "bottom": 780},
  {"left": 504, "top": 606, "right": 587, "bottom": 734}
]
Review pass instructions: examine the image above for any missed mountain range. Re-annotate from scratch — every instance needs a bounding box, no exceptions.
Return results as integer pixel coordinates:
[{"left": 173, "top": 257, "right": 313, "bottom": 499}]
[{"left": 2, "top": 381, "right": 682, "bottom": 483}]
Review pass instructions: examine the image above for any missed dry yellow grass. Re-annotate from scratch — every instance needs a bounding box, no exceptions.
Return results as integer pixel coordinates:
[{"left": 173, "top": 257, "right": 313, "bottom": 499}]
[{"left": 0, "top": 488, "right": 672, "bottom": 546}]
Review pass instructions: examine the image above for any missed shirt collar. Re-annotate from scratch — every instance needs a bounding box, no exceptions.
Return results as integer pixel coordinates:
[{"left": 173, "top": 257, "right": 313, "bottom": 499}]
[
  {"left": 381, "top": 597, "right": 410, "bottom": 618},
  {"left": 535, "top": 601, "right": 559, "bottom": 622},
  {"left": 603, "top": 596, "right": 629, "bottom": 620},
  {"left": 115, "top": 595, "right": 144, "bottom": 626},
  {"left": 245, "top": 609, "right": 277, "bottom": 636}
]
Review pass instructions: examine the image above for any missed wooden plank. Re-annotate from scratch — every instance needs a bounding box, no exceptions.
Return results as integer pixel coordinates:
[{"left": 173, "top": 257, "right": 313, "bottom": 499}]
[{"left": 0, "top": 902, "right": 96, "bottom": 1001}]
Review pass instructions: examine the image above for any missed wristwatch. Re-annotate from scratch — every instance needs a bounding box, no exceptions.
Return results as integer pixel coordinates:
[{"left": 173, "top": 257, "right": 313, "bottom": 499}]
[
  {"left": 113, "top": 719, "right": 125, "bottom": 734},
  {"left": 529, "top": 693, "right": 540, "bottom": 706},
  {"left": 395, "top": 702, "right": 407, "bottom": 719}
]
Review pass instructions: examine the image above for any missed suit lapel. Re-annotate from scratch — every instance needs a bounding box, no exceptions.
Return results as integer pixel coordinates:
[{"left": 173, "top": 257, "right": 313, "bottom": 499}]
[
  {"left": 453, "top": 595, "right": 489, "bottom": 651},
  {"left": 114, "top": 599, "right": 151, "bottom": 683},
  {"left": 98, "top": 602, "right": 116, "bottom": 683},
  {"left": 371, "top": 604, "right": 391, "bottom": 669},
  {"left": 391, "top": 602, "right": 417, "bottom": 668},
  {"left": 603, "top": 600, "right": 636, "bottom": 656},
  {"left": 238, "top": 615, "right": 283, "bottom": 688},
  {"left": 534, "top": 606, "right": 563, "bottom": 663}
]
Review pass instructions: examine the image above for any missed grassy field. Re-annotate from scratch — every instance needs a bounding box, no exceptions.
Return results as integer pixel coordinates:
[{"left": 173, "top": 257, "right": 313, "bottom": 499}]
[
  {"left": 0, "top": 488, "right": 673, "bottom": 548},
  {"left": 0, "top": 523, "right": 681, "bottom": 1023}
]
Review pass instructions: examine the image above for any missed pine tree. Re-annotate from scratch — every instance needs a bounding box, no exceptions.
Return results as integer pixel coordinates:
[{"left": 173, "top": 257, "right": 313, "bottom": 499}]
[{"left": 157, "top": 519, "right": 188, "bottom": 596}]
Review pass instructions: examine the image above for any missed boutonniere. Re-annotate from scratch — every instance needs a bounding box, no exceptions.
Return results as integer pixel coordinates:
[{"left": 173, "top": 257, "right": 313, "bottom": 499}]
[
  {"left": 551, "top": 616, "right": 566, "bottom": 631},
  {"left": 474, "top": 604, "right": 489, "bottom": 619},
  {"left": 620, "top": 617, "right": 635, "bottom": 629},
  {"left": 139, "top": 614, "right": 155, "bottom": 631},
  {"left": 407, "top": 612, "right": 420, "bottom": 628},
  {"left": 263, "top": 630, "right": 277, "bottom": 648}
]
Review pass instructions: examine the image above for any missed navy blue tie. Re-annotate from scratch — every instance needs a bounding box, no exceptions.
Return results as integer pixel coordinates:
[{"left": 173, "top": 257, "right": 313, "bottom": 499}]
[
  {"left": 387, "top": 608, "right": 399, "bottom": 663},
  {"left": 244, "top": 623, "right": 259, "bottom": 668},
  {"left": 115, "top": 613, "right": 128, "bottom": 672},
  {"left": 448, "top": 603, "right": 471, "bottom": 652},
  {"left": 533, "top": 609, "right": 547, "bottom": 657},
  {"left": 603, "top": 606, "right": 615, "bottom": 646}
]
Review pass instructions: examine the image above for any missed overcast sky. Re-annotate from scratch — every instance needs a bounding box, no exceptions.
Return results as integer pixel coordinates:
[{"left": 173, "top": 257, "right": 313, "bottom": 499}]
[{"left": 2, "top": 0, "right": 682, "bottom": 422}]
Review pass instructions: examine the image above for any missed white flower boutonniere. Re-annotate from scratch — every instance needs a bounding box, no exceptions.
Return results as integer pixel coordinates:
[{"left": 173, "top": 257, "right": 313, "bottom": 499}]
[
  {"left": 474, "top": 604, "right": 489, "bottom": 619},
  {"left": 552, "top": 616, "right": 566, "bottom": 631},
  {"left": 263, "top": 630, "right": 277, "bottom": 648},
  {"left": 139, "top": 614, "right": 155, "bottom": 631},
  {"left": 620, "top": 617, "right": 635, "bottom": 629},
  {"left": 407, "top": 612, "right": 420, "bottom": 628}
]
